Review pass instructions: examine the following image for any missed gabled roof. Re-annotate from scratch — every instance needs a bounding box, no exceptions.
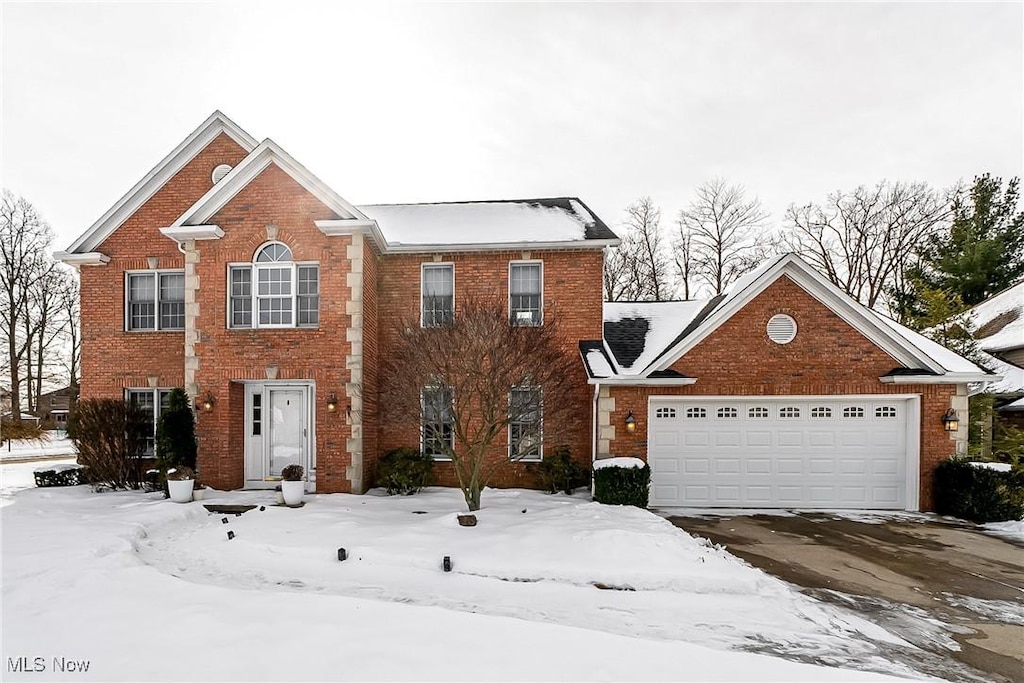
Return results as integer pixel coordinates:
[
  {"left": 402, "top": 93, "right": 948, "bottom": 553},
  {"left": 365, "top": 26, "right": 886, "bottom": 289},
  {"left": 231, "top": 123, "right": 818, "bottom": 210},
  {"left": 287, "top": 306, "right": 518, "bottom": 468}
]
[
  {"left": 172, "top": 138, "right": 370, "bottom": 228},
  {"left": 591, "top": 253, "right": 992, "bottom": 385},
  {"left": 64, "top": 111, "right": 258, "bottom": 254},
  {"left": 357, "top": 198, "right": 617, "bottom": 250}
]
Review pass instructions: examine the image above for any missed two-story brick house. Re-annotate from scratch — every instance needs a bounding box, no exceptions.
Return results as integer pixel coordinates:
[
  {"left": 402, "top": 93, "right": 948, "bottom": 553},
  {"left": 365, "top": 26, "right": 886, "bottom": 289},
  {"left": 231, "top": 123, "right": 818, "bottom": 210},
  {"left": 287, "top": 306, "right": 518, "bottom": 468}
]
[
  {"left": 58, "top": 112, "right": 991, "bottom": 510},
  {"left": 56, "top": 112, "right": 614, "bottom": 494}
]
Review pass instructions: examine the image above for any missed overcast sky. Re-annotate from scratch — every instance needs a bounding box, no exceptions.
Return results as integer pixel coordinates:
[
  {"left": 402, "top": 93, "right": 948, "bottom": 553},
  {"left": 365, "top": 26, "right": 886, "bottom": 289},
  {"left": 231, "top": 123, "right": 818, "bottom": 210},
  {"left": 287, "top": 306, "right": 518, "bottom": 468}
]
[{"left": 2, "top": 1, "right": 1021, "bottom": 252}]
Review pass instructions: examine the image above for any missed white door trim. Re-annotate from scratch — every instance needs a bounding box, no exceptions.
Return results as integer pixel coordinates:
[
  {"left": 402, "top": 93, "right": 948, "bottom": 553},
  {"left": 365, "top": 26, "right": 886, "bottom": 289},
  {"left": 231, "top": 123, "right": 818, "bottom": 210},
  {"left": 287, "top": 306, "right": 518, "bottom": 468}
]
[
  {"left": 646, "top": 394, "right": 921, "bottom": 511},
  {"left": 243, "top": 381, "right": 315, "bottom": 489}
]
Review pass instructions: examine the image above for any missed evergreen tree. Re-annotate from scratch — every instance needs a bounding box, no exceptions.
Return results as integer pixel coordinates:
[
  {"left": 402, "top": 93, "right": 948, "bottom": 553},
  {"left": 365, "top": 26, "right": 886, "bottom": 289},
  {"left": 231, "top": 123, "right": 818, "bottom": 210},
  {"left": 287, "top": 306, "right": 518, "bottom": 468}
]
[
  {"left": 155, "top": 388, "right": 197, "bottom": 471},
  {"left": 917, "top": 174, "right": 1024, "bottom": 306}
]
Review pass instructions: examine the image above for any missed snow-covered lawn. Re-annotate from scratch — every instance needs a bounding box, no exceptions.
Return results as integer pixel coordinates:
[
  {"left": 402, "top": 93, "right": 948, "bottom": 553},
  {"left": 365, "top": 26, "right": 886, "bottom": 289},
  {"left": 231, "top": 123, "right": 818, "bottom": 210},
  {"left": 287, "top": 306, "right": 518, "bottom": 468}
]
[
  {"left": 1, "top": 470, "right": 921, "bottom": 681},
  {"left": 0, "top": 433, "right": 76, "bottom": 462}
]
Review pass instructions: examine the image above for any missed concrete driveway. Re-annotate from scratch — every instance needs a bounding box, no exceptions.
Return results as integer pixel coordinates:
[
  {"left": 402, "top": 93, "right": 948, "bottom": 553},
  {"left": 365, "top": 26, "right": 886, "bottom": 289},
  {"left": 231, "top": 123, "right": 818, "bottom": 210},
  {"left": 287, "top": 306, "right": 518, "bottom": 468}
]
[{"left": 668, "top": 512, "right": 1024, "bottom": 683}]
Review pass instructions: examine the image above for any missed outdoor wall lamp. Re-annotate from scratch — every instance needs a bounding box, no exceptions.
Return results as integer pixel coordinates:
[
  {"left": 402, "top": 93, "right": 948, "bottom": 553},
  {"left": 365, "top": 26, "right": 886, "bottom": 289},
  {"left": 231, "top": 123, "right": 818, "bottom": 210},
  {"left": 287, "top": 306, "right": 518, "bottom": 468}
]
[
  {"left": 941, "top": 408, "right": 959, "bottom": 432},
  {"left": 326, "top": 393, "right": 338, "bottom": 413},
  {"left": 201, "top": 391, "right": 216, "bottom": 413},
  {"left": 625, "top": 410, "right": 636, "bottom": 433}
]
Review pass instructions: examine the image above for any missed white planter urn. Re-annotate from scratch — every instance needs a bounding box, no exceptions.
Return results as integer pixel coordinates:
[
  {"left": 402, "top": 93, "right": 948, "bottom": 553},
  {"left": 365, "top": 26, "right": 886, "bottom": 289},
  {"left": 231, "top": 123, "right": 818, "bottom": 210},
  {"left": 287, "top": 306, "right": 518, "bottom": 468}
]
[
  {"left": 281, "top": 480, "right": 305, "bottom": 506},
  {"left": 168, "top": 478, "right": 195, "bottom": 503}
]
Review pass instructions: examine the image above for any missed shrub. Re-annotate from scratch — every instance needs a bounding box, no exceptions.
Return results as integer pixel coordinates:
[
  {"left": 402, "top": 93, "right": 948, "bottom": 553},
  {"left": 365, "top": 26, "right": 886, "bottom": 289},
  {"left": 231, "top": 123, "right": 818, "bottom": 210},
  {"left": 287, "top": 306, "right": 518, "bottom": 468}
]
[
  {"left": 34, "top": 464, "right": 86, "bottom": 487},
  {"left": 155, "top": 388, "right": 197, "bottom": 472},
  {"left": 528, "top": 445, "right": 590, "bottom": 494},
  {"left": 934, "top": 457, "right": 1024, "bottom": 523},
  {"left": 281, "top": 464, "right": 304, "bottom": 482},
  {"left": 1, "top": 419, "right": 45, "bottom": 443},
  {"left": 593, "top": 459, "right": 650, "bottom": 508},
  {"left": 68, "top": 398, "right": 150, "bottom": 490},
  {"left": 166, "top": 466, "right": 195, "bottom": 481},
  {"left": 377, "top": 447, "right": 434, "bottom": 495}
]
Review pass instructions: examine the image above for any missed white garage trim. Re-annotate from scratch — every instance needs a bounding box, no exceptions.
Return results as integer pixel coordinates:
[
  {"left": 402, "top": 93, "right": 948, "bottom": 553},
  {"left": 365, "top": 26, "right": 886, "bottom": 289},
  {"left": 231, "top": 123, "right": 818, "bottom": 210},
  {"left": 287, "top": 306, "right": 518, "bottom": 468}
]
[{"left": 647, "top": 395, "right": 920, "bottom": 511}]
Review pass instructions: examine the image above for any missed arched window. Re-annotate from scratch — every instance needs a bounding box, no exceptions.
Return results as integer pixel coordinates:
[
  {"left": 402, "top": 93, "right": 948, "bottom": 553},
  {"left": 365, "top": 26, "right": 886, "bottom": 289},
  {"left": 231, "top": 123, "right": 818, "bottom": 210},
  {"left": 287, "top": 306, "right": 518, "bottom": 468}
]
[{"left": 228, "top": 242, "right": 319, "bottom": 329}]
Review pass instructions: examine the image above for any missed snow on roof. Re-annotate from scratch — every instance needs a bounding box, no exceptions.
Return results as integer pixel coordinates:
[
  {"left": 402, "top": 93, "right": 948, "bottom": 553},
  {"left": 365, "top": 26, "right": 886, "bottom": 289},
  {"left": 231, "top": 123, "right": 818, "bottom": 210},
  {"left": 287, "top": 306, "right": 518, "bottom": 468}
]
[
  {"left": 964, "top": 280, "right": 1024, "bottom": 353},
  {"left": 977, "top": 351, "right": 1024, "bottom": 394},
  {"left": 1000, "top": 396, "right": 1024, "bottom": 411},
  {"left": 584, "top": 348, "right": 615, "bottom": 379},
  {"left": 603, "top": 301, "right": 706, "bottom": 374},
  {"left": 869, "top": 311, "right": 988, "bottom": 375},
  {"left": 357, "top": 198, "right": 615, "bottom": 247}
]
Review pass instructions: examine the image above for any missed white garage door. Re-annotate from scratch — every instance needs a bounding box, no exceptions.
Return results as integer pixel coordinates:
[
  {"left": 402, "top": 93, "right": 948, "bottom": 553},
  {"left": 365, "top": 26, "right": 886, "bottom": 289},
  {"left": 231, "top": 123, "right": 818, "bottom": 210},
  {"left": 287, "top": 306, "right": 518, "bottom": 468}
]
[{"left": 648, "top": 397, "right": 916, "bottom": 510}]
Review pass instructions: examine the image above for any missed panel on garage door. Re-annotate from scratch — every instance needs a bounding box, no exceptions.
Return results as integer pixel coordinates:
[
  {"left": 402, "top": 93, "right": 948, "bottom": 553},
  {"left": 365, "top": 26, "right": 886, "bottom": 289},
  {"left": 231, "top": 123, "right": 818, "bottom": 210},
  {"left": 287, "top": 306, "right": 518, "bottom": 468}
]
[{"left": 648, "top": 398, "right": 908, "bottom": 509}]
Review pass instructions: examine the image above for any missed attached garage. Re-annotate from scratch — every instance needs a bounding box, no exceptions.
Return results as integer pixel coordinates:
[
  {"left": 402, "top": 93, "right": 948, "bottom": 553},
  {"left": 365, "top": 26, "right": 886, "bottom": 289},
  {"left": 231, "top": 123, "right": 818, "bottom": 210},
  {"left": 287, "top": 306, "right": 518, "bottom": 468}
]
[{"left": 647, "top": 396, "right": 920, "bottom": 510}]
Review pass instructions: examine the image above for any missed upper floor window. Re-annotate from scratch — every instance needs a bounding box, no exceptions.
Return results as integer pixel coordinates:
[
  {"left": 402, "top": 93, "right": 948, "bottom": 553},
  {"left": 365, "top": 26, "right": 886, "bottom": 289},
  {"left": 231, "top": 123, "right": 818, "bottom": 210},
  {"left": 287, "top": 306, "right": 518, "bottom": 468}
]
[
  {"left": 422, "top": 264, "right": 454, "bottom": 327},
  {"left": 126, "top": 271, "right": 184, "bottom": 331},
  {"left": 509, "top": 262, "right": 542, "bottom": 326},
  {"left": 229, "top": 242, "right": 318, "bottom": 329}
]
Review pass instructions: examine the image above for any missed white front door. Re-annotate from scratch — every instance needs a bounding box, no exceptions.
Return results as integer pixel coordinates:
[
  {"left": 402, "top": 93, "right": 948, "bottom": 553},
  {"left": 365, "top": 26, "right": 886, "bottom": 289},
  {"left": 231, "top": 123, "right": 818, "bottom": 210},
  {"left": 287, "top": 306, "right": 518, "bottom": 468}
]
[
  {"left": 243, "top": 382, "right": 313, "bottom": 488},
  {"left": 647, "top": 396, "right": 919, "bottom": 510}
]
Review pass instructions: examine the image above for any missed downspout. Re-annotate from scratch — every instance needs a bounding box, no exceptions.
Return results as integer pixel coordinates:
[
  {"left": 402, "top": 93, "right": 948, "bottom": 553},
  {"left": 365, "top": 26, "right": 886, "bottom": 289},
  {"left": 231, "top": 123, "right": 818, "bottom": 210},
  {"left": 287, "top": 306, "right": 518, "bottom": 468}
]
[{"left": 592, "top": 382, "right": 600, "bottom": 497}]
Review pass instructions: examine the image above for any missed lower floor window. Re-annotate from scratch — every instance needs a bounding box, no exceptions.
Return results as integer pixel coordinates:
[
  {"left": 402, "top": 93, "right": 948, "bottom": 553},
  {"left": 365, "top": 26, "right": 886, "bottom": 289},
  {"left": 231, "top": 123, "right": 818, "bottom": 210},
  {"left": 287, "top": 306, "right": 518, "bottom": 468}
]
[
  {"left": 509, "top": 386, "right": 542, "bottom": 461},
  {"left": 127, "top": 388, "right": 171, "bottom": 456},
  {"left": 421, "top": 386, "right": 454, "bottom": 459}
]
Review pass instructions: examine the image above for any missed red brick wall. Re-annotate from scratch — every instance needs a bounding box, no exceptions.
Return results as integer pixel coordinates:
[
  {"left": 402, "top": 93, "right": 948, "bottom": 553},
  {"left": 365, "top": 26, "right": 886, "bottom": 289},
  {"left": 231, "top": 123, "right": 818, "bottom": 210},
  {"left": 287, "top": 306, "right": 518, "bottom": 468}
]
[
  {"left": 191, "top": 164, "right": 352, "bottom": 492},
  {"left": 375, "top": 250, "right": 604, "bottom": 489},
  {"left": 605, "top": 275, "right": 957, "bottom": 510},
  {"left": 80, "top": 133, "right": 250, "bottom": 398}
]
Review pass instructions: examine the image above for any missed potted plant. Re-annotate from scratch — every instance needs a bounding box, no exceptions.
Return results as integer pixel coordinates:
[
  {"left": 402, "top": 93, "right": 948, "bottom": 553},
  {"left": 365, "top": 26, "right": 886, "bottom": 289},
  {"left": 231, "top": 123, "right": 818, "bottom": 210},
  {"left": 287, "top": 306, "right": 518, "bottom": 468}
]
[
  {"left": 280, "top": 464, "right": 305, "bottom": 506},
  {"left": 166, "top": 466, "right": 196, "bottom": 503}
]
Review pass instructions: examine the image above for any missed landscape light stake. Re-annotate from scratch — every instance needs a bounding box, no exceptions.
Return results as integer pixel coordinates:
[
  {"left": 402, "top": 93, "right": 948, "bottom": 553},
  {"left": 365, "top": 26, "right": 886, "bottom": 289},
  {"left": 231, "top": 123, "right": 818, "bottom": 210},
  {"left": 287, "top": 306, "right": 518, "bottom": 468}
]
[
  {"left": 337, "top": 548, "right": 347, "bottom": 562},
  {"left": 222, "top": 517, "right": 229, "bottom": 524},
  {"left": 443, "top": 556, "right": 452, "bottom": 572},
  {"left": 227, "top": 530, "right": 235, "bottom": 540}
]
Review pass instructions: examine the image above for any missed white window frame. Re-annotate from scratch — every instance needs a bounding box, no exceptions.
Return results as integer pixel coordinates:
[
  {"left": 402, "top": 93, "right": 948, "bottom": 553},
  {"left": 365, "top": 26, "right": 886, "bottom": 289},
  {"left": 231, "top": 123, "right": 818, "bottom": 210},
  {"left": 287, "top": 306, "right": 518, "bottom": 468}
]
[
  {"left": 227, "top": 241, "right": 319, "bottom": 330},
  {"left": 420, "top": 262, "right": 455, "bottom": 328},
  {"left": 420, "top": 385, "right": 455, "bottom": 460},
  {"left": 508, "top": 260, "right": 544, "bottom": 326},
  {"left": 508, "top": 385, "right": 543, "bottom": 462},
  {"left": 126, "top": 387, "right": 172, "bottom": 456},
  {"left": 124, "top": 269, "right": 185, "bottom": 332}
]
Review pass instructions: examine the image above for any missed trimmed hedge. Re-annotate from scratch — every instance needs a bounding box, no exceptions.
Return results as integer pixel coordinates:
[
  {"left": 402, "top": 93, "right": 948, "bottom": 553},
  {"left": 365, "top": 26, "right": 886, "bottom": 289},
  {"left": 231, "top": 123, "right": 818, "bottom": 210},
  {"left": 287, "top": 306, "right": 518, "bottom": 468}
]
[
  {"left": 528, "top": 445, "right": 590, "bottom": 494},
  {"left": 593, "top": 462, "right": 650, "bottom": 508},
  {"left": 34, "top": 464, "right": 87, "bottom": 488},
  {"left": 934, "top": 458, "right": 1024, "bottom": 523},
  {"left": 377, "top": 447, "right": 434, "bottom": 495}
]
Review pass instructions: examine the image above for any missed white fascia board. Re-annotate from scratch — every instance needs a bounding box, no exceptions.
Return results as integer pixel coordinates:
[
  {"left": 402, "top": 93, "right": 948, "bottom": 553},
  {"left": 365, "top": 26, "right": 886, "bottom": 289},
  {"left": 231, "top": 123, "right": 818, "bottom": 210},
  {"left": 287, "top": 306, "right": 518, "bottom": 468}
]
[
  {"left": 315, "top": 219, "right": 388, "bottom": 249},
  {"left": 160, "top": 225, "right": 225, "bottom": 242},
  {"left": 880, "top": 372, "right": 998, "bottom": 384},
  {"left": 587, "top": 377, "right": 698, "bottom": 386},
  {"left": 173, "top": 139, "right": 368, "bottom": 228},
  {"left": 53, "top": 251, "right": 110, "bottom": 267},
  {"left": 382, "top": 238, "right": 618, "bottom": 254},
  {"left": 66, "top": 111, "right": 258, "bottom": 254},
  {"left": 648, "top": 254, "right": 941, "bottom": 376}
]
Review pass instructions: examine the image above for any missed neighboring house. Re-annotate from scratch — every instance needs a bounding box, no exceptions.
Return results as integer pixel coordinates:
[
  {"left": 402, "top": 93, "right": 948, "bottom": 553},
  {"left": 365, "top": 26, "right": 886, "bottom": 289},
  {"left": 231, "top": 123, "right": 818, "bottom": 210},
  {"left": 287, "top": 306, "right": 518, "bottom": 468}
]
[
  {"left": 57, "top": 111, "right": 988, "bottom": 511},
  {"left": 0, "top": 387, "right": 10, "bottom": 415},
  {"left": 962, "top": 281, "right": 1024, "bottom": 431},
  {"left": 35, "top": 385, "right": 79, "bottom": 428}
]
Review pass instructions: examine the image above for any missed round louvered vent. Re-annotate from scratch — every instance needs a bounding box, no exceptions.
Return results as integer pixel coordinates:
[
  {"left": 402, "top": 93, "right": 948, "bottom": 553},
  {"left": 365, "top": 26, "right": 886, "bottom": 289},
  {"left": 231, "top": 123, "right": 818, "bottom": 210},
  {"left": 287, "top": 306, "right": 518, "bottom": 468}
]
[
  {"left": 211, "top": 164, "right": 233, "bottom": 184},
  {"left": 766, "top": 314, "right": 797, "bottom": 344}
]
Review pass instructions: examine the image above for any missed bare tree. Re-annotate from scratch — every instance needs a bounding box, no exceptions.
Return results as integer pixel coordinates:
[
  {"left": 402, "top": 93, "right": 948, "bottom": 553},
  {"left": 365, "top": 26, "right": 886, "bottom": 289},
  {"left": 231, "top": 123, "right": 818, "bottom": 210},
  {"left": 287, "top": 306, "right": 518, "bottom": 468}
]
[
  {"left": 26, "top": 266, "right": 74, "bottom": 411},
  {"left": 58, "top": 275, "right": 81, "bottom": 389},
  {"left": 678, "top": 179, "right": 770, "bottom": 295},
  {"left": 380, "top": 299, "right": 581, "bottom": 511},
  {"left": 672, "top": 218, "right": 695, "bottom": 299},
  {"left": 603, "top": 197, "right": 672, "bottom": 301},
  {"left": 781, "top": 181, "right": 950, "bottom": 313},
  {"left": 0, "top": 191, "right": 56, "bottom": 421}
]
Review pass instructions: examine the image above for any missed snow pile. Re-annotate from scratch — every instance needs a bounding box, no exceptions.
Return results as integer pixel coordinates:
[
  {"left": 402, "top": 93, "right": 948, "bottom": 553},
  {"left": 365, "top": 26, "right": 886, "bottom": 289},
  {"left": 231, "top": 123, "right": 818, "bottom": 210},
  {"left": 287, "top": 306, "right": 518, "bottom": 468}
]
[
  {"left": 1, "top": 478, "right": 919, "bottom": 681},
  {"left": 593, "top": 456, "right": 646, "bottom": 470},
  {"left": 966, "top": 461, "right": 1012, "bottom": 472},
  {"left": 983, "top": 519, "right": 1024, "bottom": 542}
]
